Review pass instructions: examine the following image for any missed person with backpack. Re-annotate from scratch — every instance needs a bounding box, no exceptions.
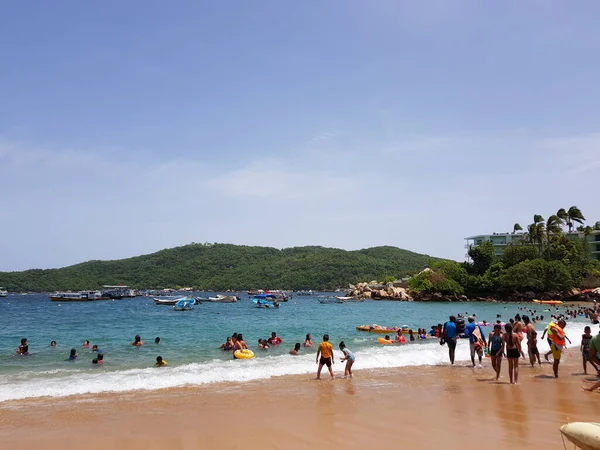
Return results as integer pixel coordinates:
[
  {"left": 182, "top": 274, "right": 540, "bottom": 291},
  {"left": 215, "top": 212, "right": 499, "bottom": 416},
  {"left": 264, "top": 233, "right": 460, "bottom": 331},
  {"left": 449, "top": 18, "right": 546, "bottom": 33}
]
[{"left": 465, "top": 316, "right": 486, "bottom": 368}]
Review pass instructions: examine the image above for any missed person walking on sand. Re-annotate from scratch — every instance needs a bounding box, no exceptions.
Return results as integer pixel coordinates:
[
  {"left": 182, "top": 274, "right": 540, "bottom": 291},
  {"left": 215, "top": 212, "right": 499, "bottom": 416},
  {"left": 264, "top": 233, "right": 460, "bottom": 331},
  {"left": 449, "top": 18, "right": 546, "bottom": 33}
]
[
  {"left": 316, "top": 334, "right": 335, "bottom": 380},
  {"left": 465, "top": 316, "right": 486, "bottom": 368},
  {"left": 541, "top": 320, "right": 556, "bottom": 362},
  {"left": 488, "top": 324, "right": 503, "bottom": 380},
  {"left": 587, "top": 327, "right": 600, "bottom": 373},
  {"left": 501, "top": 323, "right": 521, "bottom": 384},
  {"left": 523, "top": 315, "right": 537, "bottom": 366},
  {"left": 580, "top": 326, "right": 598, "bottom": 375},
  {"left": 339, "top": 341, "right": 355, "bottom": 378},
  {"left": 442, "top": 316, "right": 458, "bottom": 365},
  {"left": 548, "top": 320, "right": 570, "bottom": 378}
]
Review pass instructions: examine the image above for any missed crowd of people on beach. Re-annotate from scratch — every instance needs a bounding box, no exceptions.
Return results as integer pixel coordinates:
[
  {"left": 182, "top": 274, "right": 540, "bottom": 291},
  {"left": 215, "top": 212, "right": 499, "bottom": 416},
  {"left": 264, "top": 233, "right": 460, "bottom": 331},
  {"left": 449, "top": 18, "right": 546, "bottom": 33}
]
[
  {"left": 12, "top": 303, "right": 600, "bottom": 388},
  {"left": 440, "top": 305, "right": 600, "bottom": 389}
]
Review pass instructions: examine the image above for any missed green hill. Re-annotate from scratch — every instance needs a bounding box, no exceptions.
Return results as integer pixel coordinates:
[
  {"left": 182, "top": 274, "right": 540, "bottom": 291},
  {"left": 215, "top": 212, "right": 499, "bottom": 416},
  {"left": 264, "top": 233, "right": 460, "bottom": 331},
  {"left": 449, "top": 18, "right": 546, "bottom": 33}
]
[{"left": 0, "top": 243, "right": 440, "bottom": 292}]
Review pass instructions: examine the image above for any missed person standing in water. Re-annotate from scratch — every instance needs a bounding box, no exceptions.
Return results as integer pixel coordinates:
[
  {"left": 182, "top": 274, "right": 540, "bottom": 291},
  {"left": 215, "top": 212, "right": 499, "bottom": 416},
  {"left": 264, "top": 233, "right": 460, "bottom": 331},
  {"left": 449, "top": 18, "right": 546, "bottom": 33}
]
[
  {"left": 442, "top": 316, "right": 458, "bottom": 365},
  {"left": 316, "top": 334, "right": 335, "bottom": 380},
  {"left": 465, "top": 316, "right": 486, "bottom": 368},
  {"left": 501, "top": 323, "right": 522, "bottom": 384},
  {"left": 548, "top": 320, "right": 570, "bottom": 378},
  {"left": 488, "top": 324, "right": 503, "bottom": 380},
  {"left": 131, "top": 335, "right": 144, "bottom": 346},
  {"left": 339, "top": 341, "right": 355, "bottom": 378},
  {"left": 303, "top": 334, "right": 313, "bottom": 347}
]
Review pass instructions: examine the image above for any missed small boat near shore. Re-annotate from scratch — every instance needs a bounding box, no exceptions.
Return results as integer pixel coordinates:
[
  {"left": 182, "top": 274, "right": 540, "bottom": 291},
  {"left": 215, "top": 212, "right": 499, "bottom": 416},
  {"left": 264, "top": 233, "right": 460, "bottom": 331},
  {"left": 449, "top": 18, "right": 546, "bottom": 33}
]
[
  {"left": 560, "top": 422, "right": 600, "bottom": 450},
  {"left": 50, "top": 291, "right": 109, "bottom": 302},
  {"left": 204, "top": 295, "right": 239, "bottom": 303},
  {"left": 0, "top": 287, "right": 7, "bottom": 297},
  {"left": 335, "top": 296, "right": 364, "bottom": 303},
  {"left": 153, "top": 296, "right": 184, "bottom": 306},
  {"left": 173, "top": 298, "right": 195, "bottom": 311}
]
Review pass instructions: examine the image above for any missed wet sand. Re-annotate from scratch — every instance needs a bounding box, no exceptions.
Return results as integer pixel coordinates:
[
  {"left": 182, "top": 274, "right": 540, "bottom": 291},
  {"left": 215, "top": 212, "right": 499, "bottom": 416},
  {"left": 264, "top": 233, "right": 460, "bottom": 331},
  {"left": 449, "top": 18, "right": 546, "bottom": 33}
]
[{"left": 0, "top": 357, "right": 598, "bottom": 450}]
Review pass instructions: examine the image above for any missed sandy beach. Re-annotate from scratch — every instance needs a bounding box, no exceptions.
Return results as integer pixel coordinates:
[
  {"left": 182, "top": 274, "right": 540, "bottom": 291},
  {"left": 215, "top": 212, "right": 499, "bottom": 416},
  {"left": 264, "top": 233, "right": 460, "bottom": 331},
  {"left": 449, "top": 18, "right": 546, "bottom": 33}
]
[{"left": 1, "top": 355, "right": 598, "bottom": 450}]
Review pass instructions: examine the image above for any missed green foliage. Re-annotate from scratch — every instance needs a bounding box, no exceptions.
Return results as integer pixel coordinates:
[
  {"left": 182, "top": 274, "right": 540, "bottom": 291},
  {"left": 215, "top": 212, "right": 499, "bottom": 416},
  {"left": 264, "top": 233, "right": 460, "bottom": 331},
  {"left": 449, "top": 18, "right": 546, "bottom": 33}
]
[
  {"left": 0, "top": 244, "right": 438, "bottom": 292},
  {"left": 498, "top": 259, "right": 574, "bottom": 293},
  {"left": 467, "top": 241, "right": 495, "bottom": 275},
  {"left": 501, "top": 244, "right": 539, "bottom": 268},
  {"left": 381, "top": 275, "right": 397, "bottom": 284},
  {"left": 407, "top": 269, "right": 464, "bottom": 295}
]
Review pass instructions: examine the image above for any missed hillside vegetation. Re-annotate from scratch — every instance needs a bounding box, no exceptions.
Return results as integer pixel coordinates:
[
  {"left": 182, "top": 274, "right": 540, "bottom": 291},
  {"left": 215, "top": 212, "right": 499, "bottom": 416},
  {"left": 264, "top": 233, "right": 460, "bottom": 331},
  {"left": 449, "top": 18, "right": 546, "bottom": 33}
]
[{"left": 0, "top": 244, "right": 438, "bottom": 292}]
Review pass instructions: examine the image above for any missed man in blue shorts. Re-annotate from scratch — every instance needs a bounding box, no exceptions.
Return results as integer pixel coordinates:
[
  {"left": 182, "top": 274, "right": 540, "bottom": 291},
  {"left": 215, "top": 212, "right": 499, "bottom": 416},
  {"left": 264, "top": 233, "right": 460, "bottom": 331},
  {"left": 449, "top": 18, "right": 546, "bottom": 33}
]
[{"left": 443, "top": 316, "right": 458, "bottom": 365}]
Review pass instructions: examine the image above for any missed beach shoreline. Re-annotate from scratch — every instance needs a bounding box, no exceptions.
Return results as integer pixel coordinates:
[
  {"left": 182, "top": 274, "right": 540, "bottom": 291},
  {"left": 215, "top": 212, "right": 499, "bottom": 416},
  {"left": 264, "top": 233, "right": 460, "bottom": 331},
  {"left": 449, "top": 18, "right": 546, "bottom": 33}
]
[{"left": 1, "top": 357, "right": 598, "bottom": 450}]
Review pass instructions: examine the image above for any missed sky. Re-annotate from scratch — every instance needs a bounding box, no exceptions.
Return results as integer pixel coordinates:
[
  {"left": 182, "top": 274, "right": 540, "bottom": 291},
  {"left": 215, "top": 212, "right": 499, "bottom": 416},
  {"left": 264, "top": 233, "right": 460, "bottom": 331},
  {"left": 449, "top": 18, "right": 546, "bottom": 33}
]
[{"left": 2, "top": 1, "right": 600, "bottom": 271}]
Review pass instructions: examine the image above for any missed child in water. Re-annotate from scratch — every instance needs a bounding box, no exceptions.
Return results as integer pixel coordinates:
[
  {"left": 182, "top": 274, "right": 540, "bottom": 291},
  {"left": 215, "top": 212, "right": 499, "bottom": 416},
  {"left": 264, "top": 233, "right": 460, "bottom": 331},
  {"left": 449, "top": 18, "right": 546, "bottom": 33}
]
[
  {"left": 82, "top": 340, "right": 90, "bottom": 349},
  {"left": 290, "top": 343, "right": 301, "bottom": 355},
  {"left": 339, "top": 342, "right": 355, "bottom": 378},
  {"left": 155, "top": 356, "right": 168, "bottom": 367},
  {"left": 303, "top": 334, "right": 313, "bottom": 347},
  {"left": 529, "top": 331, "right": 541, "bottom": 367},
  {"left": 16, "top": 338, "right": 29, "bottom": 355},
  {"left": 68, "top": 348, "right": 77, "bottom": 361},
  {"left": 92, "top": 354, "right": 104, "bottom": 365}
]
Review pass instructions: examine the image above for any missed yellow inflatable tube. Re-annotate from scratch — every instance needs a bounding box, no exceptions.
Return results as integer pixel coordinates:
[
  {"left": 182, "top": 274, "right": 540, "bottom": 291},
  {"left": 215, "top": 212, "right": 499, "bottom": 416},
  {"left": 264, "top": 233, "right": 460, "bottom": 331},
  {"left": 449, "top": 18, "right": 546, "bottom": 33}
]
[
  {"left": 377, "top": 337, "right": 393, "bottom": 345},
  {"left": 234, "top": 349, "right": 255, "bottom": 359}
]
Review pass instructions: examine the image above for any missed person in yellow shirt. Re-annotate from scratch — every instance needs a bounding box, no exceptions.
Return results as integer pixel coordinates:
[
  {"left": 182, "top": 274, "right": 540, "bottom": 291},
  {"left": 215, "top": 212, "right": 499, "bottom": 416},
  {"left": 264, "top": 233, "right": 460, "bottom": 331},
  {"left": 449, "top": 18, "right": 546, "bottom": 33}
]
[
  {"left": 316, "top": 334, "right": 335, "bottom": 380},
  {"left": 155, "top": 356, "right": 168, "bottom": 367}
]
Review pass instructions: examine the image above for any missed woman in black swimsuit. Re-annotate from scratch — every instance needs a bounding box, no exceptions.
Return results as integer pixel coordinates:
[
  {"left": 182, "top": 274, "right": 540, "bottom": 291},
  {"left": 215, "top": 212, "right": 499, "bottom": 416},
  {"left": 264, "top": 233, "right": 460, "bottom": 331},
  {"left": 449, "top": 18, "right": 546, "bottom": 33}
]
[{"left": 501, "top": 323, "right": 521, "bottom": 384}]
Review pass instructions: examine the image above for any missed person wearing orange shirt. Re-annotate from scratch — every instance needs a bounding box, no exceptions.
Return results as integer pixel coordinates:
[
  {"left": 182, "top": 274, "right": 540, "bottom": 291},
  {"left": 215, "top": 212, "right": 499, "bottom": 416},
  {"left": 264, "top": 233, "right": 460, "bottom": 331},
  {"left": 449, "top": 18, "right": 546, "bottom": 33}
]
[{"left": 316, "top": 334, "right": 335, "bottom": 380}]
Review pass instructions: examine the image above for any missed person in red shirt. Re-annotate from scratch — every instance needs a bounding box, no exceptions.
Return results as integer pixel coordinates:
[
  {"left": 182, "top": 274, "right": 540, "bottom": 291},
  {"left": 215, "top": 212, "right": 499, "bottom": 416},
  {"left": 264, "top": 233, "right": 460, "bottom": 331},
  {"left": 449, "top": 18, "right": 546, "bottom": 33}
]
[{"left": 267, "top": 332, "right": 282, "bottom": 346}]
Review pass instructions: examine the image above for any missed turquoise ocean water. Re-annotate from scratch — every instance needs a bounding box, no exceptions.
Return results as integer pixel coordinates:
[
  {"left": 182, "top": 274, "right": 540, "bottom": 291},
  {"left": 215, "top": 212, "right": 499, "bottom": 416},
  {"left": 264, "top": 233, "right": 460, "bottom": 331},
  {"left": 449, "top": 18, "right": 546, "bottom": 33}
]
[{"left": 0, "top": 293, "right": 591, "bottom": 403}]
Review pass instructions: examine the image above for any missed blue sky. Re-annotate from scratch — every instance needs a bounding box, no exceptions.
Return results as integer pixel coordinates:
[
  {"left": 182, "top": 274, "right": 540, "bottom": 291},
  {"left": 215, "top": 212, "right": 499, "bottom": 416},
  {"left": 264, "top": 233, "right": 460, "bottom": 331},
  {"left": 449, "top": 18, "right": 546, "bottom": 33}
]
[{"left": 2, "top": 1, "right": 600, "bottom": 271}]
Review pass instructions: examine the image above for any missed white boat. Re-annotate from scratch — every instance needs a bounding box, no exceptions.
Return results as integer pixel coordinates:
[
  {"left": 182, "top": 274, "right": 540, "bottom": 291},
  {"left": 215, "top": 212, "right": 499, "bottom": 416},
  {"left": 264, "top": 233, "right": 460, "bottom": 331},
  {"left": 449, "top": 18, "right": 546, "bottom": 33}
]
[
  {"left": 153, "top": 296, "right": 185, "bottom": 305},
  {"left": 0, "top": 287, "right": 7, "bottom": 297},
  {"left": 205, "top": 295, "right": 238, "bottom": 303},
  {"left": 560, "top": 422, "right": 600, "bottom": 450},
  {"left": 335, "top": 296, "right": 364, "bottom": 302},
  {"left": 50, "top": 291, "right": 109, "bottom": 302},
  {"left": 173, "top": 298, "right": 195, "bottom": 311}
]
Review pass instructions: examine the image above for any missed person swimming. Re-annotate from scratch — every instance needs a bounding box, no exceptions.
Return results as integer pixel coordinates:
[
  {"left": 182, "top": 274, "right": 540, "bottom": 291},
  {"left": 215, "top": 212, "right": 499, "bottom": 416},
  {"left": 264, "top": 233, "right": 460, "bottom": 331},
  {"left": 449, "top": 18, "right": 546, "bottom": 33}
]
[
  {"left": 92, "top": 354, "right": 104, "bottom": 365},
  {"left": 155, "top": 356, "right": 168, "bottom": 367},
  {"left": 131, "top": 335, "right": 144, "bottom": 346},
  {"left": 50, "top": 340, "right": 57, "bottom": 347},
  {"left": 304, "top": 334, "right": 313, "bottom": 347},
  {"left": 219, "top": 337, "right": 234, "bottom": 351},
  {"left": 68, "top": 348, "right": 77, "bottom": 361},
  {"left": 258, "top": 339, "right": 270, "bottom": 349},
  {"left": 16, "top": 338, "right": 29, "bottom": 355},
  {"left": 82, "top": 340, "right": 90, "bottom": 349},
  {"left": 155, "top": 337, "right": 161, "bottom": 344},
  {"left": 290, "top": 343, "right": 301, "bottom": 355}
]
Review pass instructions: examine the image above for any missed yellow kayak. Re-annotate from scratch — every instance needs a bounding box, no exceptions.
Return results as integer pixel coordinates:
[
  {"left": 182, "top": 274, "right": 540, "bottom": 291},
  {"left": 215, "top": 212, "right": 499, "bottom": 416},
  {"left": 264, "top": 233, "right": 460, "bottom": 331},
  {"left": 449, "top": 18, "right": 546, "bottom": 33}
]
[
  {"left": 533, "top": 300, "right": 563, "bottom": 305},
  {"left": 356, "top": 326, "right": 413, "bottom": 334}
]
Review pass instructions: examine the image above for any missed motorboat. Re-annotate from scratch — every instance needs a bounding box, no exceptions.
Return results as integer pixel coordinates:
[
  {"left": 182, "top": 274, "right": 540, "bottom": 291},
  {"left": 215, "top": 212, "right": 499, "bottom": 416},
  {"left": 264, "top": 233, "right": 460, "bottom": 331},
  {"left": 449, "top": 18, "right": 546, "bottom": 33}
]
[
  {"left": 335, "top": 296, "right": 364, "bottom": 303},
  {"left": 174, "top": 298, "right": 195, "bottom": 311},
  {"left": 205, "top": 295, "right": 238, "bottom": 303},
  {"left": 0, "top": 288, "right": 7, "bottom": 297},
  {"left": 153, "top": 296, "right": 185, "bottom": 306},
  {"left": 253, "top": 297, "right": 279, "bottom": 308},
  {"left": 50, "top": 291, "right": 109, "bottom": 302}
]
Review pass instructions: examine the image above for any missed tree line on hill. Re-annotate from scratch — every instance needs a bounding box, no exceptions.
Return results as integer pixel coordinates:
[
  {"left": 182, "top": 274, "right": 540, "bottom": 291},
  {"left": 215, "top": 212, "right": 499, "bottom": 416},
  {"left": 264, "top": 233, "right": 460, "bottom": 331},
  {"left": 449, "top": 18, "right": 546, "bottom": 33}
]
[
  {"left": 408, "top": 206, "right": 600, "bottom": 297},
  {"left": 0, "top": 244, "right": 437, "bottom": 292}
]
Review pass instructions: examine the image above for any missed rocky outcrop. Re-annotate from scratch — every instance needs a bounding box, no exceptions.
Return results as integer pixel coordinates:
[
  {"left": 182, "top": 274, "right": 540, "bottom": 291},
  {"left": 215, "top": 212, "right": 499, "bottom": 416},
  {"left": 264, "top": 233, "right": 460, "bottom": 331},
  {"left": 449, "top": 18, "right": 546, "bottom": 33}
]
[{"left": 347, "top": 282, "right": 412, "bottom": 301}]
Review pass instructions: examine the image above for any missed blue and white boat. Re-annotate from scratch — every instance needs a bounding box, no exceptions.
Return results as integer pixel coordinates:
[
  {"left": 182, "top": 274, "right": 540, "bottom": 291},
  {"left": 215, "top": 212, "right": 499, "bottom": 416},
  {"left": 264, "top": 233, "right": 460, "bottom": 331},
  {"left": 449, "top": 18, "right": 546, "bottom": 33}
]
[{"left": 173, "top": 298, "right": 195, "bottom": 311}]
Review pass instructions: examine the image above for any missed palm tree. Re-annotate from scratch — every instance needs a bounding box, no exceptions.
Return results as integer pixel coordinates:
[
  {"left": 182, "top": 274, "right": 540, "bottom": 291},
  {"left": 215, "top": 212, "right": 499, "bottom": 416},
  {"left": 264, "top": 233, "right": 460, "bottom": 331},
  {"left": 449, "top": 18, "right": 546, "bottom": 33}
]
[
  {"left": 566, "top": 206, "right": 585, "bottom": 233},
  {"left": 513, "top": 223, "right": 523, "bottom": 233},
  {"left": 528, "top": 215, "right": 546, "bottom": 254},
  {"left": 546, "top": 215, "right": 562, "bottom": 241}
]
